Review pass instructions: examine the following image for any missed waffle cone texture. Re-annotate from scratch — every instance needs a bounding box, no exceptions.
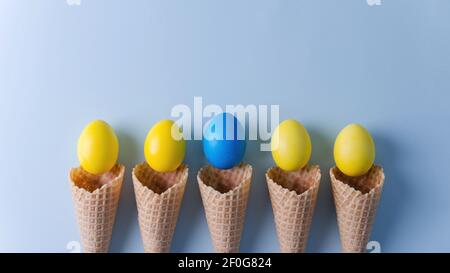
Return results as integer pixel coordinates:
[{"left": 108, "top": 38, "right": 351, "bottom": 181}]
[
  {"left": 69, "top": 164, "right": 125, "bottom": 253},
  {"left": 132, "top": 163, "right": 188, "bottom": 253},
  {"left": 330, "top": 165, "right": 385, "bottom": 253},
  {"left": 197, "top": 163, "right": 253, "bottom": 253},
  {"left": 266, "top": 165, "right": 321, "bottom": 253}
]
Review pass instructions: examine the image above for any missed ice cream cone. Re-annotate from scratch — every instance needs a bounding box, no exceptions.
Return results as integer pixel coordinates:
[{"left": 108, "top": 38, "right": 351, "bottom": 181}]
[
  {"left": 197, "top": 163, "right": 252, "bottom": 253},
  {"left": 330, "top": 165, "right": 385, "bottom": 253},
  {"left": 266, "top": 165, "right": 321, "bottom": 253},
  {"left": 132, "top": 162, "right": 188, "bottom": 253},
  {"left": 69, "top": 164, "right": 125, "bottom": 253}
]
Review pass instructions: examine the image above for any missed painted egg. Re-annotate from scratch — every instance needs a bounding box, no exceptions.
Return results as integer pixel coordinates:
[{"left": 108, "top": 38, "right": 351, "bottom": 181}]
[
  {"left": 334, "top": 123, "right": 375, "bottom": 177},
  {"left": 144, "top": 119, "right": 186, "bottom": 172},
  {"left": 271, "top": 119, "right": 312, "bottom": 171},
  {"left": 77, "top": 120, "right": 119, "bottom": 175},
  {"left": 203, "top": 113, "right": 246, "bottom": 169}
]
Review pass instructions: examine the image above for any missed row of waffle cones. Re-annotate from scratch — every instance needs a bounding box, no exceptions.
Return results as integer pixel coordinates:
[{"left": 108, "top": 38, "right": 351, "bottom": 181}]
[{"left": 69, "top": 162, "right": 384, "bottom": 253}]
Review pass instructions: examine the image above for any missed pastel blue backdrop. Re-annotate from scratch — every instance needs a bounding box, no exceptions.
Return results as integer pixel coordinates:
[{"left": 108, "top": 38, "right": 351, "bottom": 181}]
[{"left": 1, "top": 0, "right": 449, "bottom": 253}]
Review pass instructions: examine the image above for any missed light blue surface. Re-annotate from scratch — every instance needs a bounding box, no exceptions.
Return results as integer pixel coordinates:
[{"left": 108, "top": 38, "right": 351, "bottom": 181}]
[{"left": 0, "top": 0, "right": 449, "bottom": 253}]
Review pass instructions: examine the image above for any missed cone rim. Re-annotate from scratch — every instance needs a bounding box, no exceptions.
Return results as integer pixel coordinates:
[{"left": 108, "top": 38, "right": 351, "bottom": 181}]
[
  {"left": 69, "top": 164, "right": 125, "bottom": 195},
  {"left": 266, "top": 165, "right": 321, "bottom": 197},
  {"left": 197, "top": 162, "right": 253, "bottom": 196},
  {"left": 330, "top": 165, "right": 385, "bottom": 197},
  {"left": 132, "top": 162, "right": 189, "bottom": 197}
]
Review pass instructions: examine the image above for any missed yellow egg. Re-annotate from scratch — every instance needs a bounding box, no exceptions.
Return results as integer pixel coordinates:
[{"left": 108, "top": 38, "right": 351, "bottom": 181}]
[
  {"left": 334, "top": 124, "right": 375, "bottom": 177},
  {"left": 77, "top": 120, "right": 119, "bottom": 175},
  {"left": 144, "top": 120, "right": 186, "bottom": 172},
  {"left": 271, "top": 119, "right": 312, "bottom": 171}
]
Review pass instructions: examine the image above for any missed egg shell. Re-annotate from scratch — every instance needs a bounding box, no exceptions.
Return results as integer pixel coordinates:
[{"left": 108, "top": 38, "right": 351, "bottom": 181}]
[
  {"left": 77, "top": 120, "right": 119, "bottom": 175},
  {"left": 271, "top": 119, "right": 312, "bottom": 171},
  {"left": 144, "top": 119, "right": 186, "bottom": 172},
  {"left": 334, "top": 123, "right": 375, "bottom": 177},
  {"left": 202, "top": 113, "right": 246, "bottom": 169}
]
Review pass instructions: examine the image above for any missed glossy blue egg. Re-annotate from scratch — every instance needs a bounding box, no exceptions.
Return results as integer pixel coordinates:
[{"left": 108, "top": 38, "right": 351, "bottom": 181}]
[{"left": 203, "top": 113, "right": 246, "bottom": 169}]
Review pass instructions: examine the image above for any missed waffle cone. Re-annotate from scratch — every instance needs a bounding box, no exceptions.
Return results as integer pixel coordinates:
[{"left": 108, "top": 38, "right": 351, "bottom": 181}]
[
  {"left": 330, "top": 165, "right": 385, "bottom": 253},
  {"left": 266, "top": 165, "right": 321, "bottom": 253},
  {"left": 197, "top": 163, "right": 252, "bottom": 253},
  {"left": 132, "top": 163, "right": 188, "bottom": 253},
  {"left": 69, "top": 164, "right": 125, "bottom": 253}
]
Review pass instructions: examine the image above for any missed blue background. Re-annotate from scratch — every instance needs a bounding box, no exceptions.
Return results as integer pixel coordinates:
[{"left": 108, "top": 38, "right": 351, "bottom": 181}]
[{"left": 1, "top": 0, "right": 449, "bottom": 252}]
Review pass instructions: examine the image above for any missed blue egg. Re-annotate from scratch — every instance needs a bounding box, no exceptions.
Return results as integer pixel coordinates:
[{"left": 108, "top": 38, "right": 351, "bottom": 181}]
[{"left": 203, "top": 113, "right": 246, "bottom": 169}]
